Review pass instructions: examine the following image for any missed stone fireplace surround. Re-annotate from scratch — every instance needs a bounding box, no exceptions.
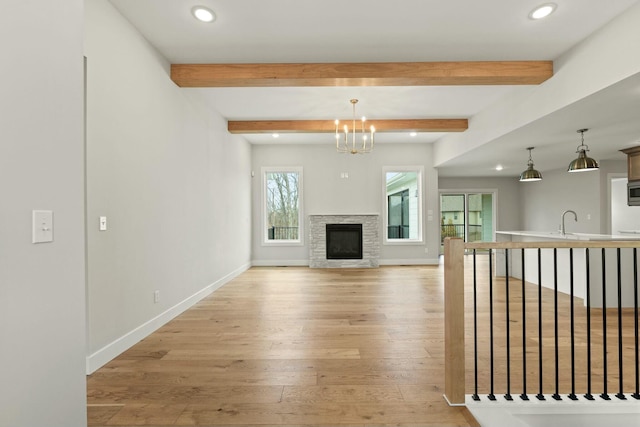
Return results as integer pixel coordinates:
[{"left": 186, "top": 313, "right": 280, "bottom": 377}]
[{"left": 309, "top": 214, "right": 379, "bottom": 268}]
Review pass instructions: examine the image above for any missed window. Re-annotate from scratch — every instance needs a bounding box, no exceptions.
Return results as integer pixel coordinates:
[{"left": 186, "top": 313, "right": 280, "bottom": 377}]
[
  {"left": 384, "top": 167, "right": 423, "bottom": 243},
  {"left": 263, "top": 167, "right": 303, "bottom": 245}
]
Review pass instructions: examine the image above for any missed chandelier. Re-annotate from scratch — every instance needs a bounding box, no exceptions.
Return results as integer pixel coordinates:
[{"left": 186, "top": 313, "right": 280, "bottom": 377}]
[{"left": 335, "top": 99, "right": 375, "bottom": 154}]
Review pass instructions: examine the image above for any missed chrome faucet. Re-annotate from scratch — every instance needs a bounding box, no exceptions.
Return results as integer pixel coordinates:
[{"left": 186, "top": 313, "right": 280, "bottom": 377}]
[{"left": 560, "top": 210, "right": 577, "bottom": 235}]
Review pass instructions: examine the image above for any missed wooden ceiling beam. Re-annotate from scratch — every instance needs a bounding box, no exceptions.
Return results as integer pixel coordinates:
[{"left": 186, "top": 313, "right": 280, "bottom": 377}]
[
  {"left": 228, "top": 119, "right": 468, "bottom": 134},
  {"left": 171, "top": 61, "right": 553, "bottom": 87}
]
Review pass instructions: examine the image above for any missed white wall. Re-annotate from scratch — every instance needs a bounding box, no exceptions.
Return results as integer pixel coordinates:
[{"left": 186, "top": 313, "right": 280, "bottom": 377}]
[
  {"left": 251, "top": 143, "right": 440, "bottom": 265},
  {"left": 438, "top": 176, "right": 522, "bottom": 233},
  {"left": 84, "top": 0, "right": 252, "bottom": 372},
  {"left": 518, "top": 160, "right": 628, "bottom": 233},
  {"left": 0, "top": 1, "right": 87, "bottom": 426},
  {"left": 519, "top": 168, "right": 602, "bottom": 233}
]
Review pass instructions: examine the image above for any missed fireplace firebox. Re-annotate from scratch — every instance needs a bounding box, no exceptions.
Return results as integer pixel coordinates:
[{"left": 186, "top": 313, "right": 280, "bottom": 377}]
[{"left": 326, "top": 223, "right": 363, "bottom": 259}]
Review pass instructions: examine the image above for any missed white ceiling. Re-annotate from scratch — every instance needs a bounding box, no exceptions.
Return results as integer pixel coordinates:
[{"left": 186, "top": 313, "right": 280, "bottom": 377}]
[{"left": 109, "top": 0, "right": 640, "bottom": 178}]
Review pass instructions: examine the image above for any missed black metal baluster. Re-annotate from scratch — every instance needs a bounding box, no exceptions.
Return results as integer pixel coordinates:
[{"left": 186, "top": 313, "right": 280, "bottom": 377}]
[
  {"left": 633, "top": 247, "right": 640, "bottom": 400},
  {"left": 488, "top": 248, "right": 496, "bottom": 401},
  {"left": 585, "top": 248, "right": 594, "bottom": 400},
  {"left": 505, "top": 249, "right": 513, "bottom": 401},
  {"left": 568, "top": 248, "right": 577, "bottom": 400},
  {"left": 615, "top": 248, "right": 626, "bottom": 400},
  {"left": 601, "top": 248, "right": 610, "bottom": 400},
  {"left": 520, "top": 248, "right": 529, "bottom": 401},
  {"left": 472, "top": 249, "right": 480, "bottom": 401},
  {"left": 552, "top": 248, "right": 561, "bottom": 400},
  {"left": 536, "top": 248, "right": 545, "bottom": 401}
]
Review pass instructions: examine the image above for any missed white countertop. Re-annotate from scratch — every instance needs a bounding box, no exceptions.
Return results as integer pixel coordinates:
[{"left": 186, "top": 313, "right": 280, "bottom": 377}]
[{"left": 497, "top": 230, "right": 640, "bottom": 241}]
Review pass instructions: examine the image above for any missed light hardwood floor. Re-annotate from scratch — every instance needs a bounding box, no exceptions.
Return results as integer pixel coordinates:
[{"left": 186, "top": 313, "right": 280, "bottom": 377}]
[
  {"left": 87, "top": 259, "right": 638, "bottom": 426},
  {"left": 87, "top": 265, "right": 479, "bottom": 426}
]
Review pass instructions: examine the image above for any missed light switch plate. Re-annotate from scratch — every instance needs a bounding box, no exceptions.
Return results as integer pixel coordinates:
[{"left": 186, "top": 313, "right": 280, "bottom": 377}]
[
  {"left": 32, "top": 210, "right": 53, "bottom": 243},
  {"left": 99, "top": 216, "right": 107, "bottom": 231}
]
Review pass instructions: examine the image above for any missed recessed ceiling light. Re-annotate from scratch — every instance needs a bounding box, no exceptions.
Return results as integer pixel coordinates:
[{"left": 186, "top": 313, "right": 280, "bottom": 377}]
[
  {"left": 191, "top": 6, "right": 216, "bottom": 23},
  {"left": 529, "top": 3, "right": 557, "bottom": 20},
  {"left": 410, "top": 132, "right": 417, "bottom": 137},
  {"left": 495, "top": 165, "right": 504, "bottom": 171},
  {"left": 272, "top": 133, "right": 279, "bottom": 138}
]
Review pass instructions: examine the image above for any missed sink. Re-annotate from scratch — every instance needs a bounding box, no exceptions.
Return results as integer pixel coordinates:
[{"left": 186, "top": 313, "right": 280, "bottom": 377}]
[
  {"left": 533, "top": 231, "right": 576, "bottom": 239},
  {"left": 523, "top": 231, "right": 609, "bottom": 240},
  {"left": 564, "top": 232, "right": 608, "bottom": 240}
]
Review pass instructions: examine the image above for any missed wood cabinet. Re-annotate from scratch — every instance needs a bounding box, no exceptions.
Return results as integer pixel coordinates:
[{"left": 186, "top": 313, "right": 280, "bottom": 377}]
[{"left": 621, "top": 146, "right": 640, "bottom": 181}]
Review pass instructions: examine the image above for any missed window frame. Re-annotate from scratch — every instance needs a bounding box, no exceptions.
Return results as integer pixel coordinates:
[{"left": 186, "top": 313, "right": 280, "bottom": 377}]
[
  {"left": 382, "top": 166, "right": 424, "bottom": 245},
  {"left": 261, "top": 166, "right": 304, "bottom": 246}
]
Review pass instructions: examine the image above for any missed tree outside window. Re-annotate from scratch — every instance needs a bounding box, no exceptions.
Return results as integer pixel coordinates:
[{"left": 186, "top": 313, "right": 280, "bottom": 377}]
[{"left": 264, "top": 169, "right": 302, "bottom": 243}]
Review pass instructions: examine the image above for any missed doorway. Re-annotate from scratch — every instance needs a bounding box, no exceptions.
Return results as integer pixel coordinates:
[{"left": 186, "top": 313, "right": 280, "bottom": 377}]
[
  {"left": 440, "top": 192, "right": 495, "bottom": 254},
  {"left": 610, "top": 176, "right": 640, "bottom": 233}
]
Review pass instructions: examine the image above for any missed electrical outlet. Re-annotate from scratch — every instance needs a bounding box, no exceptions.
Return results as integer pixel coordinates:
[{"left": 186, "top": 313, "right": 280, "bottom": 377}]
[
  {"left": 154, "top": 290, "right": 160, "bottom": 303},
  {"left": 424, "top": 248, "right": 429, "bottom": 254}
]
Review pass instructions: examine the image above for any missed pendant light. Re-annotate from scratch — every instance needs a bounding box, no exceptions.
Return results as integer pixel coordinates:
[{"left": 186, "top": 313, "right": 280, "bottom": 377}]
[
  {"left": 568, "top": 129, "right": 599, "bottom": 172},
  {"left": 519, "top": 147, "right": 543, "bottom": 182}
]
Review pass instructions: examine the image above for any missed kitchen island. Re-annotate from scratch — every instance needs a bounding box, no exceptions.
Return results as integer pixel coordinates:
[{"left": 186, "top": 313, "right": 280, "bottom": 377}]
[{"left": 496, "top": 231, "right": 640, "bottom": 308}]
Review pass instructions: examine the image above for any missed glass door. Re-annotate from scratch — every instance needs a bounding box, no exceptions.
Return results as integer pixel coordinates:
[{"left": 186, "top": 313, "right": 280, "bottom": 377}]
[
  {"left": 440, "top": 194, "right": 465, "bottom": 251},
  {"left": 440, "top": 192, "right": 494, "bottom": 253},
  {"left": 467, "top": 193, "right": 493, "bottom": 243}
]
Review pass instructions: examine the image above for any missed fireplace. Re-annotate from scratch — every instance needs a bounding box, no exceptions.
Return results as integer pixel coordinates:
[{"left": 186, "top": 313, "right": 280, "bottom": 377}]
[
  {"left": 326, "top": 223, "right": 363, "bottom": 260},
  {"left": 309, "top": 214, "right": 379, "bottom": 268}
]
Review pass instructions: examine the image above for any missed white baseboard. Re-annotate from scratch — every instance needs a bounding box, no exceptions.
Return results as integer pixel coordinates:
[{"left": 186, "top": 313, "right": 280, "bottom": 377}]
[
  {"left": 379, "top": 258, "right": 440, "bottom": 266},
  {"left": 443, "top": 394, "right": 466, "bottom": 407},
  {"left": 250, "top": 259, "right": 441, "bottom": 267},
  {"left": 86, "top": 262, "right": 251, "bottom": 374},
  {"left": 251, "top": 259, "right": 309, "bottom": 267}
]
